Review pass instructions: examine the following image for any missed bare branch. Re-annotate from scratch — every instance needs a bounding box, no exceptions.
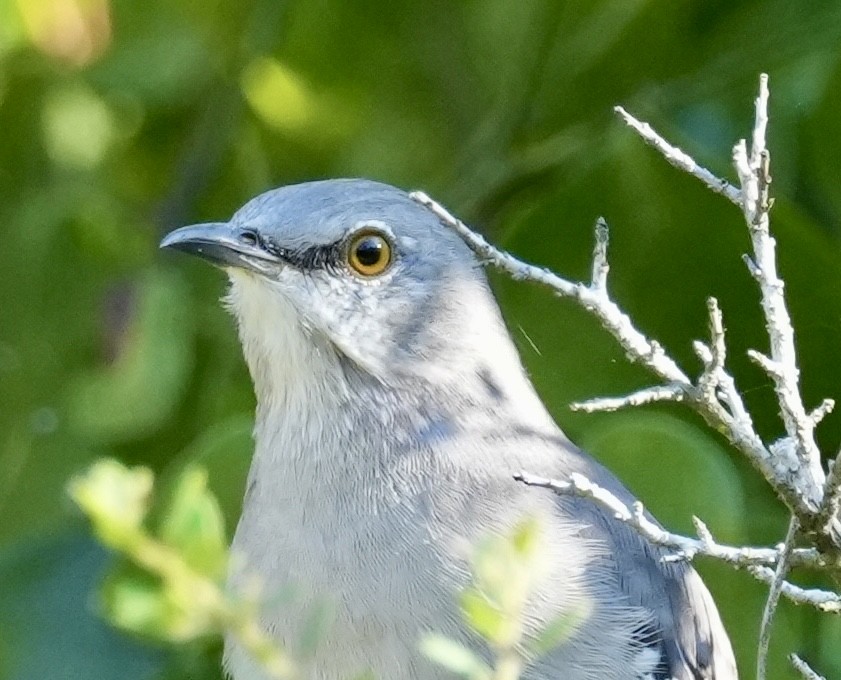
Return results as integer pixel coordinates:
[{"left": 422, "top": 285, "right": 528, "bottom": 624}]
[
  {"left": 412, "top": 184, "right": 814, "bottom": 520},
  {"left": 613, "top": 107, "right": 741, "bottom": 206},
  {"left": 757, "top": 517, "right": 799, "bottom": 680},
  {"left": 817, "top": 452, "right": 841, "bottom": 538},
  {"left": 751, "top": 74, "right": 770, "bottom": 168},
  {"left": 809, "top": 399, "right": 835, "bottom": 427},
  {"left": 514, "top": 472, "right": 821, "bottom": 570},
  {"left": 696, "top": 298, "right": 754, "bottom": 428},
  {"left": 749, "top": 566, "right": 841, "bottom": 613},
  {"left": 790, "top": 654, "right": 827, "bottom": 680},
  {"left": 416, "top": 78, "right": 841, "bottom": 666},
  {"left": 410, "top": 191, "right": 691, "bottom": 387},
  {"left": 732, "top": 75, "right": 826, "bottom": 509},
  {"left": 570, "top": 383, "right": 684, "bottom": 413},
  {"left": 590, "top": 217, "right": 610, "bottom": 292},
  {"left": 747, "top": 349, "right": 784, "bottom": 380}
]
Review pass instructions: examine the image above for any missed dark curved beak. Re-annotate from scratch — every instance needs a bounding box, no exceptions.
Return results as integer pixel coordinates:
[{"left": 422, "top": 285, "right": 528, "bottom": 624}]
[{"left": 160, "top": 223, "right": 281, "bottom": 271}]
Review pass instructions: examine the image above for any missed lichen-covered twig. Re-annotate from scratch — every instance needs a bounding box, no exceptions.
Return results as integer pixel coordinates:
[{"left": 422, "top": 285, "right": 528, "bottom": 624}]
[
  {"left": 749, "top": 566, "right": 841, "bottom": 614},
  {"left": 731, "top": 76, "right": 826, "bottom": 509},
  {"left": 570, "top": 383, "right": 684, "bottom": 413},
  {"left": 756, "top": 517, "right": 800, "bottom": 680},
  {"left": 613, "top": 106, "right": 741, "bottom": 206},
  {"left": 514, "top": 472, "right": 821, "bottom": 570},
  {"left": 790, "top": 654, "right": 827, "bottom": 680},
  {"left": 410, "top": 190, "right": 805, "bottom": 520}
]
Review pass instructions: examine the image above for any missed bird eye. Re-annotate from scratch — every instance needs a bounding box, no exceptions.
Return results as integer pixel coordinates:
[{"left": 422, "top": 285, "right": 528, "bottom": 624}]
[
  {"left": 347, "top": 231, "right": 393, "bottom": 277},
  {"left": 238, "top": 229, "right": 259, "bottom": 247}
]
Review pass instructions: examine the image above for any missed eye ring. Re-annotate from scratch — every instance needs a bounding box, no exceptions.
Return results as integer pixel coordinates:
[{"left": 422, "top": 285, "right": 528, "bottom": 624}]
[
  {"left": 346, "top": 230, "right": 393, "bottom": 277},
  {"left": 238, "top": 229, "right": 260, "bottom": 247}
]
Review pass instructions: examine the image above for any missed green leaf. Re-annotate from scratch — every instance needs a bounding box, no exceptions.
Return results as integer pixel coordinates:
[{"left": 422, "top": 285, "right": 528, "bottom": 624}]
[
  {"left": 460, "top": 589, "right": 504, "bottom": 643},
  {"left": 163, "top": 413, "right": 254, "bottom": 537},
  {"left": 419, "top": 634, "right": 490, "bottom": 679},
  {"left": 349, "top": 672, "right": 377, "bottom": 680},
  {"left": 158, "top": 466, "right": 227, "bottom": 580},
  {"left": 102, "top": 559, "right": 218, "bottom": 644},
  {"left": 67, "top": 459, "right": 153, "bottom": 547},
  {"left": 509, "top": 518, "right": 539, "bottom": 559},
  {"left": 470, "top": 535, "right": 515, "bottom": 604},
  {"left": 102, "top": 567, "right": 169, "bottom": 637}
]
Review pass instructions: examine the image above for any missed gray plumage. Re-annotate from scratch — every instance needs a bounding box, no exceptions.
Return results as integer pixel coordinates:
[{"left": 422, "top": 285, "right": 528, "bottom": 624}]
[{"left": 161, "top": 179, "right": 738, "bottom": 680}]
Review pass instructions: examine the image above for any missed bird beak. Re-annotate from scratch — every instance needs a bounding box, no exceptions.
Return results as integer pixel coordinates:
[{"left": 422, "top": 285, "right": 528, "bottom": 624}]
[{"left": 160, "top": 222, "right": 281, "bottom": 272}]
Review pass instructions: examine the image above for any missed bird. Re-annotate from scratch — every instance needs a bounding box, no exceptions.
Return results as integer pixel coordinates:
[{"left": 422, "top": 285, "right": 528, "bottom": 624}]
[{"left": 161, "top": 179, "right": 738, "bottom": 680}]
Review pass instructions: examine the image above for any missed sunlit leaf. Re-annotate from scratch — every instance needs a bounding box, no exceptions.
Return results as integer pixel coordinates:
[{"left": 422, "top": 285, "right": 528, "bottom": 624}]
[
  {"left": 102, "top": 568, "right": 169, "bottom": 637},
  {"left": 460, "top": 589, "right": 504, "bottom": 643},
  {"left": 67, "top": 459, "right": 152, "bottom": 546},
  {"left": 158, "top": 466, "right": 227, "bottom": 580},
  {"left": 419, "top": 634, "right": 490, "bottom": 679},
  {"left": 510, "top": 518, "right": 539, "bottom": 559}
]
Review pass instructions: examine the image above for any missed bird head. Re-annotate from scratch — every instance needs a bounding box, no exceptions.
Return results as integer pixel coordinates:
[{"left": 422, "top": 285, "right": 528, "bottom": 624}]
[{"left": 161, "top": 179, "right": 523, "bottom": 396}]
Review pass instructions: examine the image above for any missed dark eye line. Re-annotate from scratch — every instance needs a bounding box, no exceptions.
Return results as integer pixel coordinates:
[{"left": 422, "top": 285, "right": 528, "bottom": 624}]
[
  {"left": 261, "top": 228, "right": 394, "bottom": 273},
  {"left": 262, "top": 238, "right": 344, "bottom": 273}
]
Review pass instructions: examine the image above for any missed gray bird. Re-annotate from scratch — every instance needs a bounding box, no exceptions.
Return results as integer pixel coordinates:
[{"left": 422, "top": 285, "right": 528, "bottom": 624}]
[{"left": 161, "top": 179, "right": 738, "bottom": 680}]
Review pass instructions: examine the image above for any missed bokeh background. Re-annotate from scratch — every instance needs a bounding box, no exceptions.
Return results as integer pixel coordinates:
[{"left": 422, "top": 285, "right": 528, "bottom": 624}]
[{"left": 2, "top": 1, "right": 841, "bottom": 678}]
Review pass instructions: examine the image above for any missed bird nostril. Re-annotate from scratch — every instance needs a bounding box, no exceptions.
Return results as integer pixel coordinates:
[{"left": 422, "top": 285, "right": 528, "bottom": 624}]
[{"left": 239, "top": 229, "right": 259, "bottom": 247}]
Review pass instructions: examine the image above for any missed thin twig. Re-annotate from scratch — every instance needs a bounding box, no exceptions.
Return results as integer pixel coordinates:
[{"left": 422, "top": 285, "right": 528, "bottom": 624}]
[
  {"left": 590, "top": 217, "right": 610, "bottom": 292},
  {"left": 613, "top": 106, "right": 741, "bottom": 205},
  {"left": 570, "top": 383, "right": 684, "bottom": 413},
  {"left": 817, "top": 452, "right": 841, "bottom": 538},
  {"left": 412, "top": 187, "right": 812, "bottom": 520},
  {"left": 808, "top": 399, "right": 835, "bottom": 428},
  {"left": 411, "top": 191, "right": 691, "bottom": 387},
  {"left": 732, "top": 74, "right": 826, "bottom": 509},
  {"left": 749, "top": 566, "right": 841, "bottom": 613},
  {"left": 790, "top": 654, "right": 826, "bottom": 680},
  {"left": 514, "top": 472, "right": 821, "bottom": 569},
  {"left": 756, "top": 517, "right": 799, "bottom": 680}
]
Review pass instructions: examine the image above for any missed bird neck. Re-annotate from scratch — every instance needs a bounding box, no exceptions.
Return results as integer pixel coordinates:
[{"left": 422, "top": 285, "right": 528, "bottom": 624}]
[{"left": 226, "top": 271, "right": 559, "bottom": 478}]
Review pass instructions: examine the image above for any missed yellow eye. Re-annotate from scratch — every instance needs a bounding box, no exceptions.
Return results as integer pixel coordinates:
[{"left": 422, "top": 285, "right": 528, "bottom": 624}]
[{"left": 347, "top": 231, "right": 393, "bottom": 277}]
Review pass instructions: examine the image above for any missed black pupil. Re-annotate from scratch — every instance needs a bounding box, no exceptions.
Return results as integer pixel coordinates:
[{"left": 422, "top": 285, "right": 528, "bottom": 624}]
[
  {"left": 355, "top": 237, "right": 383, "bottom": 266},
  {"left": 239, "top": 230, "right": 259, "bottom": 247}
]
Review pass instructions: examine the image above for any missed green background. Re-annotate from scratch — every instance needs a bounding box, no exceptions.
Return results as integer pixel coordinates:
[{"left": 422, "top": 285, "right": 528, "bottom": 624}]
[{"left": 1, "top": 0, "right": 841, "bottom": 678}]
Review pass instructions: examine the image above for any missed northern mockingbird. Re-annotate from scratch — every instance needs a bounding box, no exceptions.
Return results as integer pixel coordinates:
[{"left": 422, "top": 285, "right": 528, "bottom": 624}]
[{"left": 161, "top": 179, "right": 737, "bottom": 680}]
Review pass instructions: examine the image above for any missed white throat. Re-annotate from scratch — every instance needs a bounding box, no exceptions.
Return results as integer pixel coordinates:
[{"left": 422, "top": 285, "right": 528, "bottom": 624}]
[{"left": 225, "top": 269, "right": 349, "bottom": 409}]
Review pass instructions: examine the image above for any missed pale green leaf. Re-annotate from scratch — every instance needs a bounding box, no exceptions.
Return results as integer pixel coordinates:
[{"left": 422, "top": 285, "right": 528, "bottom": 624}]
[
  {"left": 460, "top": 589, "right": 504, "bottom": 643},
  {"left": 67, "top": 459, "right": 153, "bottom": 547},
  {"left": 419, "top": 634, "right": 490, "bottom": 679},
  {"left": 102, "top": 570, "right": 168, "bottom": 637},
  {"left": 158, "top": 466, "right": 227, "bottom": 579}
]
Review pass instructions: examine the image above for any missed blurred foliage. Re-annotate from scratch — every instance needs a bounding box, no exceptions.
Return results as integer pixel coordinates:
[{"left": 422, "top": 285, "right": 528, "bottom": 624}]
[
  {"left": 2, "top": 0, "right": 841, "bottom": 678},
  {"left": 422, "top": 519, "right": 587, "bottom": 680},
  {"left": 69, "top": 460, "right": 298, "bottom": 678},
  {"left": 70, "top": 463, "right": 575, "bottom": 680}
]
